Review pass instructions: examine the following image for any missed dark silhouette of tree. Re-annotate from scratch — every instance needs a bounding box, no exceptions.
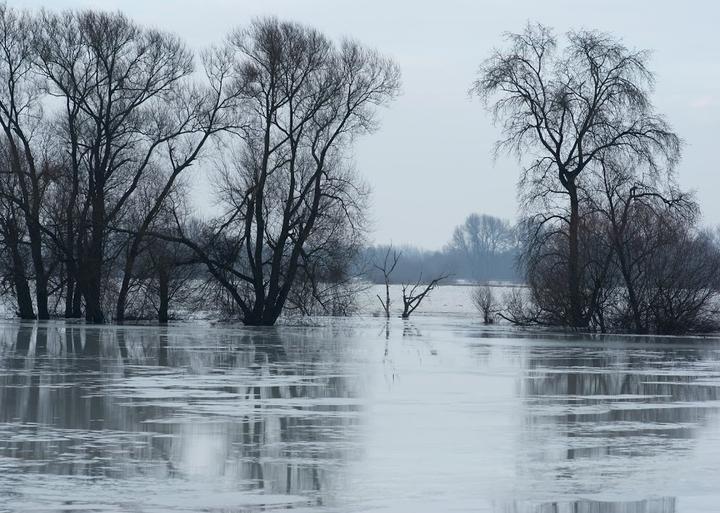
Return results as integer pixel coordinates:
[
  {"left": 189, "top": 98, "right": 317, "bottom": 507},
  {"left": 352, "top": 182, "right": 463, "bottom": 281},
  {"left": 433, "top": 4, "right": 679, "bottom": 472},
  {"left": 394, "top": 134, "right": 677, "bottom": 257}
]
[
  {"left": 34, "top": 10, "right": 196, "bottom": 323},
  {"left": 0, "top": 161, "right": 34, "bottom": 319},
  {"left": 373, "top": 246, "right": 400, "bottom": 318},
  {"left": 400, "top": 272, "right": 449, "bottom": 319},
  {"left": 0, "top": 6, "right": 53, "bottom": 319},
  {"left": 474, "top": 23, "right": 680, "bottom": 328},
  {"left": 154, "top": 18, "right": 399, "bottom": 326},
  {"left": 472, "top": 285, "right": 496, "bottom": 324},
  {"left": 590, "top": 157, "right": 696, "bottom": 333}
]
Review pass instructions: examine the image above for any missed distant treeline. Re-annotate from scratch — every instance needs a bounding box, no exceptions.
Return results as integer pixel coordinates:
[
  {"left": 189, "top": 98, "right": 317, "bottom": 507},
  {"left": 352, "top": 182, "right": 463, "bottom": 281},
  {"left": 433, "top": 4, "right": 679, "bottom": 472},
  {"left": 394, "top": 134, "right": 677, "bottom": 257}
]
[{"left": 361, "top": 214, "right": 521, "bottom": 284}]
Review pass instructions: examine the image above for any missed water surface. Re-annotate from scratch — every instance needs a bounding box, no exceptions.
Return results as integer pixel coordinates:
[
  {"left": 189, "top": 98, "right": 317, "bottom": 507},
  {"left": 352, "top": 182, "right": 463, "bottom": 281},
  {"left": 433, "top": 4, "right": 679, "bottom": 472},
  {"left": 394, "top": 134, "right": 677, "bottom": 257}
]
[{"left": 1, "top": 318, "right": 719, "bottom": 512}]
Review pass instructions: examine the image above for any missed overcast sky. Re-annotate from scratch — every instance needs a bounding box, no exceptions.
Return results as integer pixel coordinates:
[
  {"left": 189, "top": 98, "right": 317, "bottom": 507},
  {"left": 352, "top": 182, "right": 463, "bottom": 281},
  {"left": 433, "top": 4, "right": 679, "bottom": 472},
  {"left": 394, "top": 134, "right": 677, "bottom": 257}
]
[{"left": 11, "top": 0, "right": 720, "bottom": 248}]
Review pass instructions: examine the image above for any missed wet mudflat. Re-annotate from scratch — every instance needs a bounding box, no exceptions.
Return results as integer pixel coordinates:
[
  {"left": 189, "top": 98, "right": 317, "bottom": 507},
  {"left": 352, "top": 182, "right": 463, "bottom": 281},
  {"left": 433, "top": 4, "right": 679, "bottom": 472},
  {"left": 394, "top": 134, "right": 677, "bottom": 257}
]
[{"left": 1, "top": 318, "right": 719, "bottom": 512}]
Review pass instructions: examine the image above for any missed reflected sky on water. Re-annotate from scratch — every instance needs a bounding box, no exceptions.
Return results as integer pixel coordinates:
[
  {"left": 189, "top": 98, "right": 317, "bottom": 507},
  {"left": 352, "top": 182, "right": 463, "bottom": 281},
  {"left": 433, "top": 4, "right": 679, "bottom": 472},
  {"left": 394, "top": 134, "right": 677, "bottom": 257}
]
[{"left": 1, "top": 319, "right": 719, "bottom": 512}]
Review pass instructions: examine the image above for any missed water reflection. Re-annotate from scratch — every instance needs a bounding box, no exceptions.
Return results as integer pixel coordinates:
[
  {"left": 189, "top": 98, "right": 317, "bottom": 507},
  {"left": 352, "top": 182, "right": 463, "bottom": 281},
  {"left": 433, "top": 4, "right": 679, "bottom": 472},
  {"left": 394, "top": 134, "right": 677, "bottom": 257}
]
[
  {"left": 497, "top": 338, "right": 720, "bottom": 513},
  {"left": 2, "top": 321, "right": 720, "bottom": 512},
  {"left": 500, "top": 497, "right": 677, "bottom": 513},
  {"left": 0, "top": 323, "right": 360, "bottom": 511}
]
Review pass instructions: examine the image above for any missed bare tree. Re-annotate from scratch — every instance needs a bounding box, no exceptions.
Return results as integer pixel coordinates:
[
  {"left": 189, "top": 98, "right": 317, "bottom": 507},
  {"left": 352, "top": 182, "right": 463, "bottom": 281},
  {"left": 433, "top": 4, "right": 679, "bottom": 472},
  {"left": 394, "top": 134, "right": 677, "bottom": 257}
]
[
  {"left": 472, "top": 285, "right": 495, "bottom": 324},
  {"left": 0, "top": 6, "right": 53, "bottom": 318},
  {"left": 34, "top": 10, "right": 196, "bottom": 323},
  {"left": 644, "top": 219, "right": 720, "bottom": 334},
  {"left": 112, "top": 50, "right": 241, "bottom": 323},
  {"left": 518, "top": 174, "right": 718, "bottom": 334},
  {"left": 497, "top": 287, "right": 540, "bottom": 325},
  {"left": 155, "top": 18, "right": 399, "bottom": 326},
  {"left": 591, "top": 156, "right": 695, "bottom": 333},
  {"left": 0, "top": 156, "right": 34, "bottom": 318},
  {"left": 400, "top": 272, "right": 449, "bottom": 319},
  {"left": 373, "top": 246, "right": 400, "bottom": 318},
  {"left": 285, "top": 214, "right": 369, "bottom": 317},
  {"left": 474, "top": 24, "right": 681, "bottom": 328},
  {"left": 0, "top": 9, "right": 396, "bottom": 326}
]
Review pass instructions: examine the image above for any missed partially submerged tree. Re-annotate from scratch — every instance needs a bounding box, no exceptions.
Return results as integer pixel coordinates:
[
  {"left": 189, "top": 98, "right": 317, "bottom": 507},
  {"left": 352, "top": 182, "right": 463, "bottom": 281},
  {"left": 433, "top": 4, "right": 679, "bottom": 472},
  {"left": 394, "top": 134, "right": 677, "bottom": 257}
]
[
  {"left": 34, "top": 10, "right": 198, "bottom": 322},
  {"left": 373, "top": 246, "right": 400, "bottom": 318},
  {"left": 0, "top": 6, "right": 53, "bottom": 319},
  {"left": 497, "top": 287, "right": 541, "bottom": 326},
  {"left": 590, "top": 156, "right": 696, "bottom": 333},
  {"left": 164, "top": 18, "right": 399, "bottom": 326},
  {"left": 643, "top": 226, "right": 720, "bottom": 334},
  {"left": 400, "top": 272, "right": 449, "bottom": 319},
  {"left": 474, "top": 24, "right": 681, "bottom": 328},
  {"left": 0, "top": 9, "right": 398, "bottom": 325},
  {"left": 472, "top": 285, "right": 495, "bottom": 324},
  {"left": 0, "top": 162, "right": 34, "bottom": 319}
]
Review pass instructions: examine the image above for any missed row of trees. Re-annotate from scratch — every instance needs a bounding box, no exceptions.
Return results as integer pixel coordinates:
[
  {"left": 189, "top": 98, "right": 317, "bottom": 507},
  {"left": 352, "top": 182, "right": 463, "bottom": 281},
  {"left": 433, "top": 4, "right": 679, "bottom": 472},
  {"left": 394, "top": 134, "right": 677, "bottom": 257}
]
[
  {"left": 363, "top": 213, "right": 520, "bottom": 284},
  {"left": 0, "top": 7, "right": 399, "bottom": 325},
  {"left": 475, "top": 24, "right": 720, "bottom": 334},
  {"left": 0, "top": 9, "right": 716, "bottom": 334}
]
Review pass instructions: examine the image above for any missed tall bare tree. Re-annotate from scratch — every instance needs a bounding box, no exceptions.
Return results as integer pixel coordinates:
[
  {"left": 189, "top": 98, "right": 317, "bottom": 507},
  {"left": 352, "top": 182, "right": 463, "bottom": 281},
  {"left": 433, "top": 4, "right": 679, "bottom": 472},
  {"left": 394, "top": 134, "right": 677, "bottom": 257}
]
[
  {"left": 112, "top": 48, "right": 241, "bottom": 322},
  {"left": 0, "top": 148, "right": 34, "bottom": 318},
  {"left": 473, "top": 24, "right": 680, "bottom": 328},
  {"left": 156, "top": 18, "right": 399, "bottom": 326},
  {"left": 0, "top": 6, "right": 53, "bottom": 318},
  {"left": 34, "top": 10, "right": 196, "bottom": 322}
]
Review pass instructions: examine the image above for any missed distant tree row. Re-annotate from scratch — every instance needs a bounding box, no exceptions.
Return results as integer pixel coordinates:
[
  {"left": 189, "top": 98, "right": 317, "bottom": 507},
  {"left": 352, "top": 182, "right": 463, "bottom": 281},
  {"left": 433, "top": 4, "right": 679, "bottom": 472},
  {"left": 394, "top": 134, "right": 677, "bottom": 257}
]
[
  {"left": 475, "top": 24, "right": 720, "bottom": 334},
  {"left": 0, "top": 6, "right": 399, "bottom": 325},
  {"left": 362, "top": 213, "right": 520, "bottom": 284}
]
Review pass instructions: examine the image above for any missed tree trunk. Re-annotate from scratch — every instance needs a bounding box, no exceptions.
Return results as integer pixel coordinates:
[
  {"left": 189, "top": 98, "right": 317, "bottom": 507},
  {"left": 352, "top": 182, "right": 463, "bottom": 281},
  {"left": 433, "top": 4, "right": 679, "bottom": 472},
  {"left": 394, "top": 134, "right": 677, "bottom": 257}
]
[
  {"left": 242, "top": 302, "right": 281, "bottom": 326},
  {"left": 34, "top": 271, "right": 49, "bottom": 320},
  {"left": 567, "top": 180, "right": 583, "bottom": 328},
  {"left": 65, "top": 271, "right": 84, "bottom": 319},
  {"left": 64, "top": 163, "right": 81, "bottom": 319},
  {"left": 83, "top": 277, "right": 104, "bottom": 323},
  {"left": 615, "top": 243, "right": 646, "bottom": 334},
  {"left": 11, "top": 252, "right": 35, "bottom": 320},
  {"left": 6, "top": 222, "right": 35, "bottom": 320},
  {"left": 116, "top": 236, "right": 144, "bottom": 323},
  {"left": 64, "top": 275, "right": 75, "bottom": 318},
  {"left": 82, "top": 245, "right": 105, "bottom": 323},
  {"left": 115, "top": 268, "right": 131, "bottom": 323},
  {"left": 27, "top": 220, "right": 49, "bottom": 320},
  {"left": 71, "top": 282, "right": 83, "bottom": 318},
  {"left": 84, "top": 187, "right": 105, "bottom": 324},
  {"left": 158, "top": 267, "right": 169, "bottom": 324}
]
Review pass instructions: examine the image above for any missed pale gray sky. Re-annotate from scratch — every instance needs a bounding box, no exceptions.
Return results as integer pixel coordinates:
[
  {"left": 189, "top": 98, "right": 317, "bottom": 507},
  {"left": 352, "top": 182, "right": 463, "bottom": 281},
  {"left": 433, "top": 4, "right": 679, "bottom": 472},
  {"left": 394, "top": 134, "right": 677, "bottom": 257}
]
[{"left": 12, "top": 0, "right": 720, "bottom": 248}]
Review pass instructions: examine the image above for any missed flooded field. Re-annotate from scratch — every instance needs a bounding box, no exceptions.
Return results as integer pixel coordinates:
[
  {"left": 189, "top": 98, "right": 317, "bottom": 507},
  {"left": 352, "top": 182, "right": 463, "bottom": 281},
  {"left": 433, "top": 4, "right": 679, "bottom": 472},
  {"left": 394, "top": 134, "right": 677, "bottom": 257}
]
[{"left": 1, "top": 318, "right": 720, "bottom": 512}]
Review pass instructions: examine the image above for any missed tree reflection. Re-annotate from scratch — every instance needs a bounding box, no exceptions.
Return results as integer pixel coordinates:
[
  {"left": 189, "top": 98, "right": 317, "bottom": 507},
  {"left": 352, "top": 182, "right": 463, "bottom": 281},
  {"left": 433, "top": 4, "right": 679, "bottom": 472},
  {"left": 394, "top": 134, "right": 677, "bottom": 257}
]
[
  {"left": 501, "top": 497, "right": 677, "bottom": 513},
  {"left": 504, "top": 339, "right": 720, "bottom": 513},
  {"left": 0, "top": 323, "right": 358, "bottom": 509}
]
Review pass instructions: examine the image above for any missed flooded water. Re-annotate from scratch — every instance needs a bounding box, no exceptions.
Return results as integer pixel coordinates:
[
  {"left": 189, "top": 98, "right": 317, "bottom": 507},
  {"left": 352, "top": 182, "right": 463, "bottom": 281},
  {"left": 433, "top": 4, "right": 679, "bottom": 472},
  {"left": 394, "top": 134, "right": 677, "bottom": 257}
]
[{"left": 1, "top": 318, "right": 720, "bottom": 512}]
